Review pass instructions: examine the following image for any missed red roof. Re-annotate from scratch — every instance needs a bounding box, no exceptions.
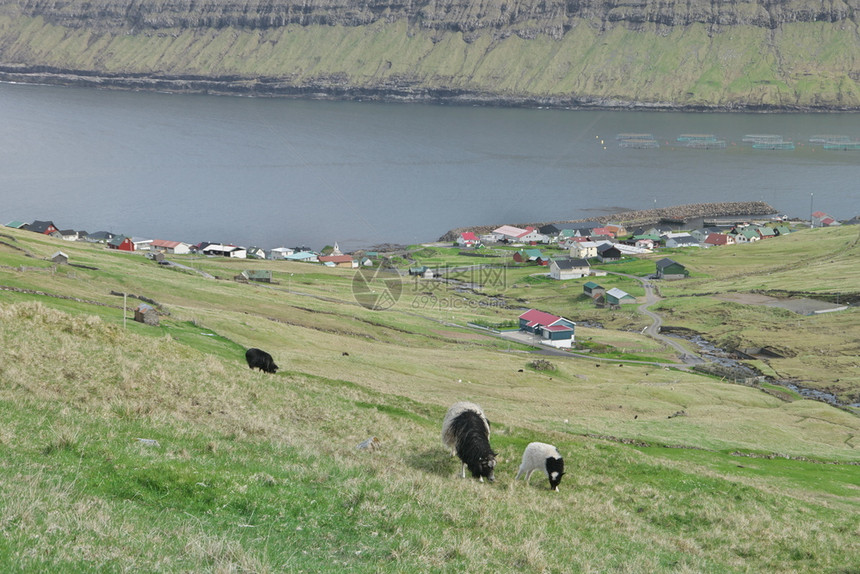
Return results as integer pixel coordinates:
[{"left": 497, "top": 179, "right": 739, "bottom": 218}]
[
  {"left": 319, "top": 255, "right": 353, "bottom": 263},
  {"left": 545, "top": 324, "right": 573, "bottom": 332},
  {"left": 519, "top": 309, "right": 563, "bottom": 326},
  {"left": 151, "top": 239, "right": 183, "bottom": 249},
  {"left": 460, "top": 232, "right": 479, "bottom": 241},
  {"left": 812, "top": 211, "right": 827, "bottom": 218},
  {"left": 705, "top": 233, "right": 730, "bottom": 245}
]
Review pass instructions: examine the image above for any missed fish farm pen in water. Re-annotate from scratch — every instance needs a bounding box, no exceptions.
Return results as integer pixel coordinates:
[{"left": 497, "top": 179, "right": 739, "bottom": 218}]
[
  {"left": 617, "top": 133, "right": 660, "bottom": 149},
  {"left": 742, "top": 134, "right": 795, "bottom": 150},
  {"left": 810, "top": 135, "right": 860, "bottom": 150},
  {"left": 677, "top": 134, "right": 727, "bottom": 149},
  {"left": 614, "top": 132, "right": 858, "bottom": 151}
]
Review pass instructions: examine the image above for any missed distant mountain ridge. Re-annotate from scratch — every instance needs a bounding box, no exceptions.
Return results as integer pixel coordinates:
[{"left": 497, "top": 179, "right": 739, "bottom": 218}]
[{"left": 1, "top": 0, "right": 858, "bottom": 109}]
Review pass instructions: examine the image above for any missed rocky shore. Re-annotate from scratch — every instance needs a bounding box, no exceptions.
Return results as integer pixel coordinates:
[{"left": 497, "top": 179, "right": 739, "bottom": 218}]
[
  {"left": 438, "top": 202, "right": 777, "bottom": 242},
  {"left": 0, "top": 68, "right": 848, "bottom": 113}
]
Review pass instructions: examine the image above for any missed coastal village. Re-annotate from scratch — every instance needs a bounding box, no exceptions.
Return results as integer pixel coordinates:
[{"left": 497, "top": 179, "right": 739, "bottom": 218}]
[
  {"left": 6, "top": 203, "right": 856, "bottom": 349},
  {"left": 7, "top": 206, "right": 852, "bottom": 273}
]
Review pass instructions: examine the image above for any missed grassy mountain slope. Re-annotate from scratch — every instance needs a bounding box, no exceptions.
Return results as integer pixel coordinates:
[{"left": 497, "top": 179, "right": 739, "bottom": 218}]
[
  {"left": 0, "top": 0, "right": 859, "bottom": 108},
  {"left": 0, "top": 225, "right": 858, "bottom": 571}
]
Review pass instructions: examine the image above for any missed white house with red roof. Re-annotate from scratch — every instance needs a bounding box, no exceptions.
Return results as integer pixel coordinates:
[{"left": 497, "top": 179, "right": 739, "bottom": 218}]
[
  {"left": 518, "top": 309, "right": 576, "bottom": 348},
  {"left": 492, "top": 225, "right": 530, "bottom": 242},
  {"left": 150, "top": 239, "right": 191, "bottom": 255},
  {"left": 457, "top": 232, "right": 480, "bottom": 247}
]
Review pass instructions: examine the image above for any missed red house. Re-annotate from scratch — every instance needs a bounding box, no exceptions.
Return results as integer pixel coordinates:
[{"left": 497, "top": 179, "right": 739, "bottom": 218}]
[
  {"left": 107, "top": 235, "right": 135, "bottom": 251},
  {"left": 27, "top": 220, "right": 59, "bottom": 235}
]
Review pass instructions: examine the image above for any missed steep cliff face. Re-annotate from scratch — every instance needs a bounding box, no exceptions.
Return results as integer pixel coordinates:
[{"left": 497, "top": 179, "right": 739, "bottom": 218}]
[
  {"left": 1, "top": 0, "right": 859, "bottom": 108},
  {"left": 12, "top": 0, "right": 857, "bottom": 33}
]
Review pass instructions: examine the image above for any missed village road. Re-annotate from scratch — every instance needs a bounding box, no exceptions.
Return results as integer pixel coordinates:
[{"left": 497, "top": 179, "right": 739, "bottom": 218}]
[{"left": 607, "top": 271, "right": 703, "bottom": 365}]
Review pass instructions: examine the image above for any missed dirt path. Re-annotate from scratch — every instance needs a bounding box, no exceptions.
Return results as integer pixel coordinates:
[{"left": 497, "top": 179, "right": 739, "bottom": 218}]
[{"left": 607, "top": 271, "right": 703, "bottom": 365}]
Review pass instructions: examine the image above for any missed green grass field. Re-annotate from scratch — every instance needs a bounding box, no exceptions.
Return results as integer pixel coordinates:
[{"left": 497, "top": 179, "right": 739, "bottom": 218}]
[{"left": 0, "top": 226, "right": 858, "bottom": 572}]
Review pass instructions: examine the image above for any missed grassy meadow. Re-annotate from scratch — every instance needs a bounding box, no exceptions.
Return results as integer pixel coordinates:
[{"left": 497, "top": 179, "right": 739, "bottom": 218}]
[{"left": 0, "top": 225, "right": 858, "bottom": 572}]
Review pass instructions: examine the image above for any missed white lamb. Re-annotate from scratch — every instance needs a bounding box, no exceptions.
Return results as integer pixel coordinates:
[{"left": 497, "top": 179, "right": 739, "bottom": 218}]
[{"left": 516, "top": 442, "right": 565, "bottom": 491}]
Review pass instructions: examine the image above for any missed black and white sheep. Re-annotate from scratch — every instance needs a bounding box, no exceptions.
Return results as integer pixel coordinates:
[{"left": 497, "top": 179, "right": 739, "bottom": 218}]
[
  {"left": 515, "top": 442, "right": 565, "bottom": 491},
  {"left": 441, "top": 401, "right": 496, "bottom": 482}
]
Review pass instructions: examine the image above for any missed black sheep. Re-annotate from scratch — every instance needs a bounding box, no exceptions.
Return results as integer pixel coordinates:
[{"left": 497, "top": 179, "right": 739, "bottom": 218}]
[{"left": 245, "top": 348, "right": 278, "bottom": 374}]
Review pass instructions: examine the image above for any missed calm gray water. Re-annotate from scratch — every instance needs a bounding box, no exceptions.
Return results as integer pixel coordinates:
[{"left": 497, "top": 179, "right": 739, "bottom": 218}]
[{"left": 2, "top": 83, "right": 858, "bottom": 251}]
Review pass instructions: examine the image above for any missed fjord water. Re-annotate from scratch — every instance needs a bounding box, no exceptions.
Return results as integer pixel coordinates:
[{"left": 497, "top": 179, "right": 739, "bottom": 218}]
[{"left": 2, "top": 82, "right": 858, "bottom": 251}]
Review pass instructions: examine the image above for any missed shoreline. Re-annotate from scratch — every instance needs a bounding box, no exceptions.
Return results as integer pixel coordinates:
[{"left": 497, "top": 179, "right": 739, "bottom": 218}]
[
  {"left": 3, "top": 70, "right": 860, "bottom": 113},
  {"left": 437, "top": 202, "right": 778, "bottom": 243}
]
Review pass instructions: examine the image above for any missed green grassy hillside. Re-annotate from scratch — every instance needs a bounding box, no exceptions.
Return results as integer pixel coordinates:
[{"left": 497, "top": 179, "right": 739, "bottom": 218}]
[
  {"left": 1, "top": 0, "right": 859, "bottom": 108},
  {"left": 0, "top": 225, "right": 858, "bottom": 571}
]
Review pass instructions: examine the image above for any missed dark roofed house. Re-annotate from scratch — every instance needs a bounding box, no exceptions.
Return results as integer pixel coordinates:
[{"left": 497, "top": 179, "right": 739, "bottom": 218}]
[
  {"left": 549, "top": 258, "right": 590, "bottom": 280},
  {"left": 107, "top": 235, "right": 135, "bottom": 251},
  {"left": 596, "top": 243, "right": 622, "bottom": 262},
  {"left": 27, "top": 220, "right": 60, "bottom": 236},
  {"left": 656, "top": 258, "right": 689, "bottom": 279},
  {"left": 583, "top": 281, "right": 605, "bottom": 298},
  {"left": 86, "top": 231, "right": 116, "bottom": 243}
]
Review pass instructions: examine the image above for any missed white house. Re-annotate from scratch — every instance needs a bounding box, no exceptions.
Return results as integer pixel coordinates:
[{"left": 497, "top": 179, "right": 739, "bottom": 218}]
[
  {"left": 270, "top": 247, "right": 295, "bottom": 259},
  {"left": 492, "top": 225, "right": 530, "bottom": 242},
  {"left": 150, "top": 239, "right": 192, "bottom": 255},
  {"left": 570, "top": 241, "right": 600, "bottom": 259},
  {"left": 457, "top": 232, "right": 480, "bottom": 247},
  {"left": 131, "top": 237, "right": 153, "bottom": 251},
  {"left": 518, "top": 228, "right": 551, "bottom": 244},
  {"left": 664, "top": 233, "right": 699, "bottom": 248},
  {"left": 491, "top": 225, "right": 548, "bottom": 243},
  {"left": 549, "top": 258, "right": 590, "bottom": 280},
  {"left": 202, "top": 244, "right": 247, "bottom": 258}
]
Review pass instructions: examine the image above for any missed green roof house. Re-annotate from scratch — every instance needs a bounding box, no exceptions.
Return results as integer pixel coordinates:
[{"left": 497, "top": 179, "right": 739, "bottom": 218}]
[{"left": 656, "top": 258, "right": 689, "bottom": 279}]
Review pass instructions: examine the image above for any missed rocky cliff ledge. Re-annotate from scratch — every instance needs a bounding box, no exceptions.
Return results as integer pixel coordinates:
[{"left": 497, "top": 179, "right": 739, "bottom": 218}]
[
  {"left": 439, "top": 201, "right": 777, "bottom": 241},
  {"left": 1, "top": 0, "right": 858, "bottom": 109}
]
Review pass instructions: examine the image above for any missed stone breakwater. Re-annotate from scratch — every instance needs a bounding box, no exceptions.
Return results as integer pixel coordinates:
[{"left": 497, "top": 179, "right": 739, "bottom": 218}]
[{"left": 439, "top": 202, "right": 777, "bottom": 242}]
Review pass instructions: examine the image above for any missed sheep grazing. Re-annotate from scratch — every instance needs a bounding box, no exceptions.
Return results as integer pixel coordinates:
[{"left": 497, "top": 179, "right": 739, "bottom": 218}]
[
  {"left": 441, "top": 401, "right": 496, "bottom": 483},
  {"left": 516, "top": 442, "right": 565, "bottom": 491},
  {"left": 245, "top": 348, "right": 278, "bottom": 374}
]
